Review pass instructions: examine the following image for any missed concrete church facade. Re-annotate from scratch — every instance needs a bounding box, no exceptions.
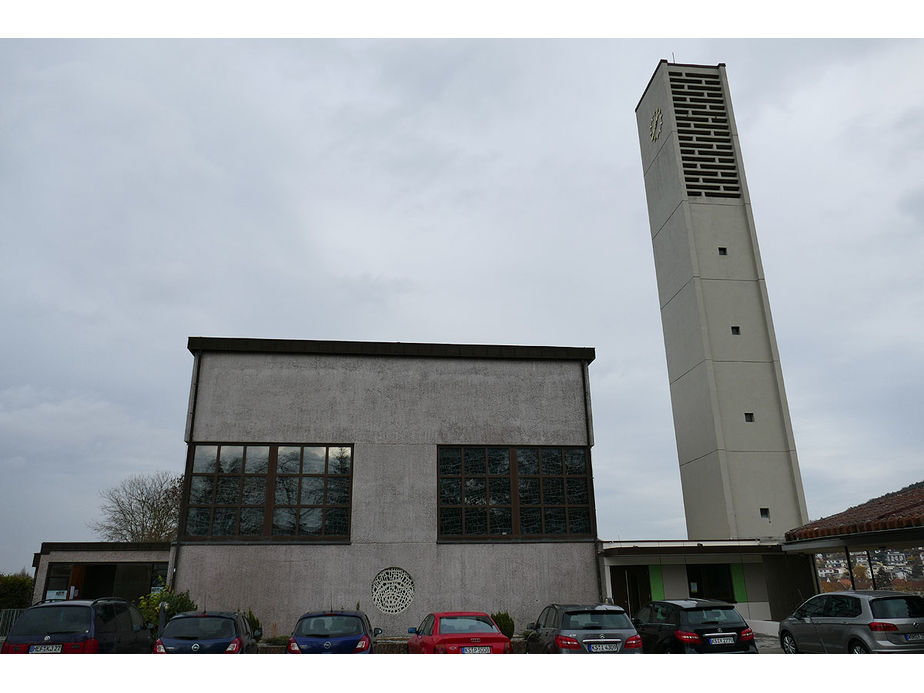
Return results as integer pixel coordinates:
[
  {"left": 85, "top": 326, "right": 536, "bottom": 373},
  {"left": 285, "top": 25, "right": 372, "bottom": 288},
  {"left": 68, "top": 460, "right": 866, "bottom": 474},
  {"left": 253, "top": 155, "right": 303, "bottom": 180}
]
[{"left": 171, "top": 338, "right": 600, "bottom": 636}]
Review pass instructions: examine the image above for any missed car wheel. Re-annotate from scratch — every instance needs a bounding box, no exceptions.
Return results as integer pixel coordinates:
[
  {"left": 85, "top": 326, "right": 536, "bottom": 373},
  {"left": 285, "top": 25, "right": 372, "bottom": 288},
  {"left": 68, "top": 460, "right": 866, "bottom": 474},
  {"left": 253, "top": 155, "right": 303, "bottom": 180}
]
[
  {"left": 848, "top": 640, "right": 870, "bottom": 654},
  {"left": 780, "top": 632, "right": 799, "bottom": 654}
]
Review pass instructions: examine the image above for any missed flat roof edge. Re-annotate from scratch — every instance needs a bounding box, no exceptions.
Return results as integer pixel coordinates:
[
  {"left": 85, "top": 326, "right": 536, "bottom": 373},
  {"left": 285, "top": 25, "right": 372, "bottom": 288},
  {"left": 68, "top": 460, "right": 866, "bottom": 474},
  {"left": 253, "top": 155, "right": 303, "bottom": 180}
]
[
  {"left": 39, "top": 541, "right": 172, "bottom": 554},
  {"left": 187, "top": 337, "right": 595, "bottom": 363}
]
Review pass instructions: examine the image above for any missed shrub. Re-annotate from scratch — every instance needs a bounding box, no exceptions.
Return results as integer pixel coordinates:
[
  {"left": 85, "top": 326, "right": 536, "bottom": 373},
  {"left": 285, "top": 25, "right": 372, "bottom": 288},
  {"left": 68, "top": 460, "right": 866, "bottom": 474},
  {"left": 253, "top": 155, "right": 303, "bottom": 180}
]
[
  {"left": 245, "top": 608, "right": 262, "bottom": 641},
  {"left": 491, "top": 611, "right": 514, "bottom": 639},
  {"left": 137, "top": 579, "right": 197, "bottom": 632},
  {"left": 0, "top": 571, "right": 34, "bottom": 609}
]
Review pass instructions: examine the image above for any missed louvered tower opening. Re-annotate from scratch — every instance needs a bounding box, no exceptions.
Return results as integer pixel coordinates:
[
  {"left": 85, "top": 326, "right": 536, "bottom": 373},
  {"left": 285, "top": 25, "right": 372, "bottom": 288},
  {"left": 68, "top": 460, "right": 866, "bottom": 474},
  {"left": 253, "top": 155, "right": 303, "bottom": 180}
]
[{"left": 669, "top": 69, "right": 741, "bottom": 199}]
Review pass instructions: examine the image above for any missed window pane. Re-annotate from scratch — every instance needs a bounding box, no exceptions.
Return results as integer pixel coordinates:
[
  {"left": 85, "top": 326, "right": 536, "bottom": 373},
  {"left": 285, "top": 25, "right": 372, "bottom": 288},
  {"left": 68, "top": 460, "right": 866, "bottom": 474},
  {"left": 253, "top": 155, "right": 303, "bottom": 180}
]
[
  {"left": 272, "top": 507, "right": 297, "bottom": 535},
  {"left": 489, "top": 508, "right": 512, "bottom": 536},
  {"left": 189, "top": 476, "right": 214, "bottom": 504},
  {"left": 186, "top": 508, "right": 210, "bottom": 536},
  {"left": 212, "top": 508, "right": 237, "bottom": 536},
  {"left": 543, "top": 478, "right": 565, "bottom": 505},
  {"left": 568, "top": 507, "right": 591, "bottom": 534},
  {"left": 274, "top": 476, "right": 300, "bottom": 505},
  {"left": 215, "top": 476, "right": 241, "bottom": 505},
  {"left": 242, "top": 476, "right": 266, "bottom": 505},
  {"left": 303, "top": 447, "right": 326, "bottom": 474},
  {"left": 277, "top": 447, "right": 301, "bottom": 474},
  {"left": 439, "top": 448, "right": 462, "bottom": 476},
  {"left": 465, "top": 508, "right": 488, "bottom": 535},
  {"left": 440, "top": 478, "right": 462, "bottom": 505},
  {"left": 300, "top": 477, "right": 324, "bottom": 505},
  {"left": 326, "top": 478, "right": 351, "bottom": 505},
  {"left": 193, "top": 445, "right": 217, "bottom": 473},
  {"left": 464, "top": 448, "right": 486, "bottom": 475},
  {"left": 544, "top": 507, "right": 567, "bottom": 534},
  {"left": 517, "top": 448, "right": 539, "bottom": 475},
  {"left": 325, "top": 508, "right": 349, "bottom": 535},
  {"left": 464, "top": 477, "right": 487, "bottom": 505},
  {"left": 440, "top": 508, "right": 462, "bottom": 535},
  {"left": 219, "top": 446, "right": 244, "bottom": 473},
  {"left": 519, "top": 478, "right": 541, "bottom": 506},
  {"left": 564, "top": 449, "right": 586, "bottom": 475},
  {"left": 520, "top": 508, "right": 542, "bottom": 535},
  {"left": 239, "top": 508, "right": 264, "bottom": 535},
  {"left": 299, "top": 507, "right": 322, "bottom": 535},
  {"left": 566, "top": 477, "right": 588, "bottom": 504},
  {"left": 487, "top": 448, "right": 509, "bottom": 475},
  {"left": 488, "top": 477, "right": 511, "bottom": 505},
  {"left": 245, "top": 446, "right": 269, "bottom": 474},
  {"left": 541, "top": 448, "right": 563, "bottom": 475},
  {"left": 329, "top": 446, "right": 352, "bottom": 474}
]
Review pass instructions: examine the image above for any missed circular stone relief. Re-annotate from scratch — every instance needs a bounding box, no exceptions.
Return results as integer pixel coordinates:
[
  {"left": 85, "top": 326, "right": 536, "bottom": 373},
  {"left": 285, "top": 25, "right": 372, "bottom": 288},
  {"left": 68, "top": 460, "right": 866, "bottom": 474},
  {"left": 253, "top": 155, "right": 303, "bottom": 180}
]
[{"left": 371, "top": 567, "right": 415, "bottom": 614}]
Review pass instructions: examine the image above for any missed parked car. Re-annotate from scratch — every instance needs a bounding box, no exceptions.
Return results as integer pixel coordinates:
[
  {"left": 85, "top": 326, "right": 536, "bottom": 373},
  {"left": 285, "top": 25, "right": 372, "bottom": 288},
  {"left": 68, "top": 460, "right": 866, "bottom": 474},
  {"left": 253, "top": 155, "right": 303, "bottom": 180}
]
[
  {"left": 525, "top": 603, "right": 641, "bottom": 654},
  {"left": 779, "top": 590, "right": 924, "bottom": 654},
  {"left": 1, "top": 598, "right": 152, "bottom": 654},
  {"left": 154, "top": 610, "right": 260, "bottom": 653},
  {"left": 407, "top": 611, "right": 511, "bottom": 653},
  {"left": 632, "top": 599, "right": 757, "bottom": 653},
  {"left": 287, "top": 610, "right": 381, "bottom": 653}
]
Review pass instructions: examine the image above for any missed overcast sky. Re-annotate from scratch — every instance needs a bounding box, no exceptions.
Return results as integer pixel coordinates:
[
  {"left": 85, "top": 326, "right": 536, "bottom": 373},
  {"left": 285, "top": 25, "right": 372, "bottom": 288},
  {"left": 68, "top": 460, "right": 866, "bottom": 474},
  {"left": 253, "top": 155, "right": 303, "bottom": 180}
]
[{"left": 1, "top": 38, "right": 922, "bottom": 574}]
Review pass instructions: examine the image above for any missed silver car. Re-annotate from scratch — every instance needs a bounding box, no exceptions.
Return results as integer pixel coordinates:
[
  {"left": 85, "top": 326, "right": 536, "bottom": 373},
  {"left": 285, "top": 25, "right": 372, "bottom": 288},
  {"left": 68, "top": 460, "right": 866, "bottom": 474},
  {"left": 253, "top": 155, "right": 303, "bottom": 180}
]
[
  {"left": 779, "top": 590, "right": 924, "bottom": 654},
  {"left": 525, "top": 603, "right": 641, "bottom": 654}
]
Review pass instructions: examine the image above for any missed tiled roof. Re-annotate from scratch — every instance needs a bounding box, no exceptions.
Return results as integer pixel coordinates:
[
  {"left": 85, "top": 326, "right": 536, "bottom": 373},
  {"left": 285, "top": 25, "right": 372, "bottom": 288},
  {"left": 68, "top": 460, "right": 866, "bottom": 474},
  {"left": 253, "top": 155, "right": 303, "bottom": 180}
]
[{"left": 786, "top": 481, "right": 924, "bottom": 541}]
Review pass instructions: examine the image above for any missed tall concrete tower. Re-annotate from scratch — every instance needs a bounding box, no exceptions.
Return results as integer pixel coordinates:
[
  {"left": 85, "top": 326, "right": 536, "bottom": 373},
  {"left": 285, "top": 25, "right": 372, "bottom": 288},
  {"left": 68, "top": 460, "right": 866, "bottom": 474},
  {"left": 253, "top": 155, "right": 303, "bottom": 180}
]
[{"left": 636, "top": 61, "right": 809, "bottom": 540}]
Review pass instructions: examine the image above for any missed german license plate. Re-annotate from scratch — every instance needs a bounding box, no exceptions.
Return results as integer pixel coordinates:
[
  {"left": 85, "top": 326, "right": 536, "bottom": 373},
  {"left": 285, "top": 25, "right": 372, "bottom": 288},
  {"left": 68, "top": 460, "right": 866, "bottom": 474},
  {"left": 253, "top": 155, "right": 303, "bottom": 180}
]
[
  {"left": 905, "top": 633, "right": 924, "bottom": 641},
  {"left": 709, "top": 636, "right": 734, "bottom": 645},
  {"left": 29, "top": 644, "right": 62, "bottom": 653},
  {"left": 462, "top": 646, "right": 491, "bottom": 653},
  {"left": 589, "top": 643, "right": 619, "bottom": 652}
]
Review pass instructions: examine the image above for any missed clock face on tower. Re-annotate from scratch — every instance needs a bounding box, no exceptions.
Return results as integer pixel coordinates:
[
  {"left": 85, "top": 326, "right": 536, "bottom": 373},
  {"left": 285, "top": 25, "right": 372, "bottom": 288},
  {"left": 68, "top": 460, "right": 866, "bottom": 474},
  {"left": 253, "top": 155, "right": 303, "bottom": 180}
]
[{"left": 649, "top": 107, "right": 663, "bottom": 142}]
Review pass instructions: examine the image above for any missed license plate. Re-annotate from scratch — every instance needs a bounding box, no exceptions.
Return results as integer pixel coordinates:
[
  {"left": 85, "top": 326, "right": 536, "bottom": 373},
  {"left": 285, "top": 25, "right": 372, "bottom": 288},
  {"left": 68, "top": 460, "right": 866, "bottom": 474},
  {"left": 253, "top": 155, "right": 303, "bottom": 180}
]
[
  {"left": 709, "top": 636, "right": 734, "bottom": 645},
  {"left": 29, "top": 644, "right": 62, "bottom": 653},
  {"left": 588, "top": 643, "right": 619, "bottom": 652},
  {"left": 905, "top": 633, "right": 924, "bottom": 642},
  {"left": 462, "top": 646, "right": 491, "bottom": 653}
]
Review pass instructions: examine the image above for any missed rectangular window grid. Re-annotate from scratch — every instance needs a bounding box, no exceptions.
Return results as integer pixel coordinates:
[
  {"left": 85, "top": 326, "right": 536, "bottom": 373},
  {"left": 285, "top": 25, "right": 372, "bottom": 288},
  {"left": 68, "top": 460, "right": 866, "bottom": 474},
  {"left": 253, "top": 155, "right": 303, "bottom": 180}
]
[
  {"left": 437, "top": 446, "right": 594, "bottom": 540},
  {"left": 183, "top": 443, "right": 353, "bottom": 541}
]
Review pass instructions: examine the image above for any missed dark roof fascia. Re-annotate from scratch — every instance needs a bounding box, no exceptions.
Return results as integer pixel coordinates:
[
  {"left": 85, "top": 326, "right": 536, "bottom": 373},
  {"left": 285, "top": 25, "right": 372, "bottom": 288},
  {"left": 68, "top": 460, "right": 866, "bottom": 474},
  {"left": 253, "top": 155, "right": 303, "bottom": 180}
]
[
  {"left": 635, "top": 60, "right": 726, "bottom": 112},
  {"left": 39, "top": 542, "right": 172, "bottom": 555},
  {"left": 782, "top": 526, "right": 924, "bottom": 554},
  {"left": 187, "top": 337, "right": 595, "bottom": 363},
  {"left": 599, "top": 543, "right": 782, "bottom": 558}
]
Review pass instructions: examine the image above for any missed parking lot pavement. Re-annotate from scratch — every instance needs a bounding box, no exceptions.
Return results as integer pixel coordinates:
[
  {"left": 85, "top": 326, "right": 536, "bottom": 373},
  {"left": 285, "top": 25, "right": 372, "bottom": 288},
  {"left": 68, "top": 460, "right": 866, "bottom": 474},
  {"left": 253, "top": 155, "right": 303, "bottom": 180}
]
[{"left": 754, "top": 632, "right": 782, "bottom": 653}]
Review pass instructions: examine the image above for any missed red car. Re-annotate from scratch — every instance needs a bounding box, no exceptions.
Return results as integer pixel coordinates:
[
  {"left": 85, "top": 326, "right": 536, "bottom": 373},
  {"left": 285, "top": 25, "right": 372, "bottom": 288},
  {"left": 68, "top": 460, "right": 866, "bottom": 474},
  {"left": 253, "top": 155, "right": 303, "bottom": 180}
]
[{"left": 407, "top": 612, "right": 511, "bottom": 654}]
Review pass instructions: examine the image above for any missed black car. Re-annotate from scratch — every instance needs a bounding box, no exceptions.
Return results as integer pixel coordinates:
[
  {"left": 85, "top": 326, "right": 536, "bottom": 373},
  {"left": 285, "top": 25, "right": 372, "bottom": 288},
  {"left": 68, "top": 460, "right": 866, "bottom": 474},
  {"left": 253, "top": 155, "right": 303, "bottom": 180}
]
[
  {"left": 1, "top": 598, "right": 152, "bottom": 654},
  {"left": 632, "top": 599, "right": 757, "bottom": 654},
  {"left": 154, "top": 611, "right": 261, "bottom": 653},
  {"left": 525, "top": 603, "right": 642, "bottom": 654}
]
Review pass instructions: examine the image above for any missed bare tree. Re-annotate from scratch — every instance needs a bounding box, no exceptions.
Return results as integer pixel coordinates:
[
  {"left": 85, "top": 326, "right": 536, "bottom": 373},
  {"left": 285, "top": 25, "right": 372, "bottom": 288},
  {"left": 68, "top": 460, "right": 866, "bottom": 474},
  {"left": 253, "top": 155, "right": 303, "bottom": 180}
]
[{"left": 89, "top": 471, "right": 183, "bottom": 542}]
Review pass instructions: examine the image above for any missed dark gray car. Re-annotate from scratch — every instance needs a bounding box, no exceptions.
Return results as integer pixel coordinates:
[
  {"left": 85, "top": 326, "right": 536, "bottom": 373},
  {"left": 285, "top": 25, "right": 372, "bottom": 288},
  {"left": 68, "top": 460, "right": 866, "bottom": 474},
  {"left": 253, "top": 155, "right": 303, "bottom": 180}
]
[
  {"left": 525, "top": 603, "right": 641, "bottom": 654},
  {"left": 779, "top": 590, "right": 924, "bottom": 654}
]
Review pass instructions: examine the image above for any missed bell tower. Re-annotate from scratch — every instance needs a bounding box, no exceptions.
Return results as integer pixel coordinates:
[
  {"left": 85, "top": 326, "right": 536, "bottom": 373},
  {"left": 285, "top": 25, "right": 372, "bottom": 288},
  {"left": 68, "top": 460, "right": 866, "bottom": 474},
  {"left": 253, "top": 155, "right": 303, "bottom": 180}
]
[{"left": 636, "top": 61, "right": 809, "bottom": 539}]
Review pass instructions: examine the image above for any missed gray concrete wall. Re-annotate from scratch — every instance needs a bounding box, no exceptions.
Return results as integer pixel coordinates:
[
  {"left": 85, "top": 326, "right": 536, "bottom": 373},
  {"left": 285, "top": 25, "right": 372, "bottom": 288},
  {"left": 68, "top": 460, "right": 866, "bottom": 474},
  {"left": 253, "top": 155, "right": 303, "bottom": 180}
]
[{"left": 175, "top": 541, "right": 598, "bottom": 638}]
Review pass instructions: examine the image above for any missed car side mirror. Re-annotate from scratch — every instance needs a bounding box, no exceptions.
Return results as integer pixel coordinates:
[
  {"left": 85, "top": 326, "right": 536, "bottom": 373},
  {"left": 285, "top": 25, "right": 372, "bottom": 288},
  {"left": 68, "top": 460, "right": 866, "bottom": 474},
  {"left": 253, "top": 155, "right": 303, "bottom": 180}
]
[
  {"left": 254, "top": 628, "right": 263, "bottom": 639},
  {"left": 408, "top": 627, "right": 417, "bottom": 634},
  {"left": 526, "top": 622, "right": 536, "bottom": 631},
  {"left": 631, "top": 618, "right": 641, "bottom": 626},
  {"left": 373, "top": 628, "right": 383, "bottom": 637}
]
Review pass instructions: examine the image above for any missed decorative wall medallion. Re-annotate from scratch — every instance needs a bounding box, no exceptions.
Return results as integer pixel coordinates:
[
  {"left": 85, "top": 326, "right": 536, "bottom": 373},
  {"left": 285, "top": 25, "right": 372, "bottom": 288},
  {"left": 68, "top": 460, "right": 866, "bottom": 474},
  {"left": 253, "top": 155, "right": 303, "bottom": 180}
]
[
  {"left": 649, "top": 107, "right": 663, "bottom": 142},
  {"left": 371, "top": 566, "right": 415, "bottom": 614}
]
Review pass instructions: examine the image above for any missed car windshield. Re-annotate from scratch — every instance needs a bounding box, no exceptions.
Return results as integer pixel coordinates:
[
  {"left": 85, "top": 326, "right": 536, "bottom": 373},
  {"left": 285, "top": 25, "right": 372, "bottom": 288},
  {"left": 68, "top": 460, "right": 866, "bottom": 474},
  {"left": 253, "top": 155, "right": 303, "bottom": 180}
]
[
  {"left": 562, "top": 610, "right": 632, "bottom": 630},
  {"left": 295, "top": 615, "right": 363, "bottom": 637},
  {"left": 10, "top": 606, "right": 91, "bottom": 635},
  {"left": 871, "top": 596, "right": 924, "bottom": 619},
  {"left": 438, "top": 616, "right": 499, "bottom": 634},
  {"left": 162, "top": 616, "right": 236, "bottom": 639},
  {"left": 684, "top": 607, "right": 745, "bottom": 626}
]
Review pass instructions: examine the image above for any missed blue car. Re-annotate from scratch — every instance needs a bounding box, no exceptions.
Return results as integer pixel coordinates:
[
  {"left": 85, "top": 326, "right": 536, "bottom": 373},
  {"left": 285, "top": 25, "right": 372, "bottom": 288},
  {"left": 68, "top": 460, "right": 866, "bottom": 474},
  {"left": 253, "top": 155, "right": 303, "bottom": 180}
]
[
  {"left": 287, "top": 610, "right": 382, "bottom": 654},
  {"left": 154, "top": 611, "right": 260, "bottom": 654}
]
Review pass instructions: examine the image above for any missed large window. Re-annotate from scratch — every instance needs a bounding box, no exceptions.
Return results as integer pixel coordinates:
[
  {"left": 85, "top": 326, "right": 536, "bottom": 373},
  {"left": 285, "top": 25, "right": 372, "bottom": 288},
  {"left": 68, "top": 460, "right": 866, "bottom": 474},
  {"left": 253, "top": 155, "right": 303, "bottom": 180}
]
[
  {"left": 437, "top": 446, "right": 594, "bottom": 540},
  {"left": 182, "top": 443, "right": 353, "bottom": 541}
]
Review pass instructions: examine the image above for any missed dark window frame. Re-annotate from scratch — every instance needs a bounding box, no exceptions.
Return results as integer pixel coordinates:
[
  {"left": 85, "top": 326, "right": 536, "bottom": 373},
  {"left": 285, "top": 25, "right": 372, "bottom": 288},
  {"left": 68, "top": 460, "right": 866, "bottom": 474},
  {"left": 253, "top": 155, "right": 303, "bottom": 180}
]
[
  {"left": 437, "top": 445, "right": 596, "bottom": 542},
  {"left": 181, "top": 443, "right": 354, "bottom": 542}
]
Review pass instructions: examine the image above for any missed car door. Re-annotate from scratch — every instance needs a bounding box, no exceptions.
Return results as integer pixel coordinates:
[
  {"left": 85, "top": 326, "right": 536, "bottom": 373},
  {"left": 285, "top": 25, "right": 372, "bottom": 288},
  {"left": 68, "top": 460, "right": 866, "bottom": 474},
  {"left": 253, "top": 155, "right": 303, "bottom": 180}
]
[
  {"left": 539, "top": 607, "right": 560, "bottom": 653},
  {"left": 409, "top": 614, "right": 433, "bottom": 653},
  {"left": 525, "top": 607, "right": 550, "bottom": 653},
  {"left": 816, "top": 594, "right": 862, "bottom": 653},
  {"left": 788, "top": 596, "right": 827, "bottom": 653},
  {"left": 632, "top": 605, "right": 655, "bottom": 652}
]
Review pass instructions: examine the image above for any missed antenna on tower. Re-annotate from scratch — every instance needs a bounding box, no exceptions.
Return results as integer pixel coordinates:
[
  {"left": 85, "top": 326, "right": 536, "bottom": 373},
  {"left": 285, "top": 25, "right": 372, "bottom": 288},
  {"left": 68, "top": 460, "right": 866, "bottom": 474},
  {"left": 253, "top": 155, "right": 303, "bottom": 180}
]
[{"left": 671, "top": 52, "right": 676, "bottom": 63}]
